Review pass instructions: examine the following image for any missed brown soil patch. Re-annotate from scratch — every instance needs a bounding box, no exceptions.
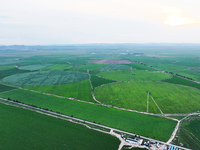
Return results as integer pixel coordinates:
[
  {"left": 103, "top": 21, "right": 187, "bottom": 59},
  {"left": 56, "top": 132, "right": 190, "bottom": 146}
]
[{"left": 90, "top": 60, "right": 133, "bottom": 64}]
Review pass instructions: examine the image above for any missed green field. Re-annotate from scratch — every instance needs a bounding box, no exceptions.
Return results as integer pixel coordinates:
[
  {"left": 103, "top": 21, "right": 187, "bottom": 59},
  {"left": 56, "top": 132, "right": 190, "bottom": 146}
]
[
  {"left": 79, "top": 64, "right": 107, "bottom": 70},
  {"left": 173, "top": 117, "right": 200, "bottom": 150},
  {"left": 163, "top": 76, "right": 200, "bottom": 89},
  {"left": 0, "top": 66, "right": 14, "bottom": 71},
  {"left": 94, "top": 82, "right": 200, "bottom": 113},
  {"left": 0, "top": 89, "right": 177, "bottom": 142},
  {"left": 125, "top": 63, "right": 155, "bottom": 71},
  {"left": 184, "top": 119, "right": 200, "bottom": 143},
  {"left": 41, "top": 64, "right": 73, "bottom": 70},
  {"left": 0, "top": 68, "right": 30, "bottom": 79},
  {"left": 26, "top": 79, "right": 94, "bottom": 102},
  {"left": 98, "top": 64, "right": 131, "bottom": 71},
  {"left": 18, "top": 64, "right": 53, "bottom": 71},
  {"left": 0, "top": 102, "right": 120, "bottom": 150},
  {"left": 3, "top": 71, "right": 89, "bottom": 86},
  {"left": 91, "top": 75, "right": 116, "bottom": 89},
  {"left": 98, "top": 70, "right": 171, "bottom": 81},
  {"left": 0, "top": 84, "right": 16, "bottom": 93}
]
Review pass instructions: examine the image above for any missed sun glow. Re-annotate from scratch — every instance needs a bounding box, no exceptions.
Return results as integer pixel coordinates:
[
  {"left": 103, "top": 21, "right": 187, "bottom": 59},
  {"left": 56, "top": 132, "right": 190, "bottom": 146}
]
[
  {"left": 164, "top": 16, "right": 197, "bottom": 26},
  {"left": 163, "top": 7, "right": 199, "bottom": 27}
]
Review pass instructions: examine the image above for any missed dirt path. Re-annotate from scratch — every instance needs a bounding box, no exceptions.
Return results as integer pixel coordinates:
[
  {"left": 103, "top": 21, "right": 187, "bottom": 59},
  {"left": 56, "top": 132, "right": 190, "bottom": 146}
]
[
  {"left": 146, "top": 92, "right": 149, "bottom": 113},
  {"left": 150, "top": 95, "right": 163, "bottom": 114}
]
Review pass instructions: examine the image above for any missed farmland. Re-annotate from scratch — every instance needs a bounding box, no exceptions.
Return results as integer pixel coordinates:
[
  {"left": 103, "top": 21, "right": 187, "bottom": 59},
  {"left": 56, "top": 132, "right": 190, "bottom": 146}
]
[
  {"left": 0, "top": 84, "right": 16, "bottom": 93},
  {"left": 97, "top": 70, "right": 171, "bottom": 81},
  {"left": 18, "top": 64, "right": 53, "bottom": 71},
  {"left": 172, "top": 116, "right": 200, "bottom": 150},
  {"left": 26, "top": 79, "right": 94, "bottom": 102},
  {"left": 1, "top": 44, "right": 200, "bottom": 149},
  {"left": 91, "top": 75, "right": 116, "bottom": 89},
  {"left": 42, "top": 64, "right": 73, "bottom": 70},
  {"left": 0, "top": 89, "right": 177, "bottom": 142},
  {"left": 98, "top": 64, "right": 132, "bottom": 71},
  {"left": 0, "top": 102, "right": 120, "bottom": 150},
  {"left": 2, "top": 71, "right": 89, "bottom": 86},
  {"left": 94, "top": 82, "right": 200, "bottom": 113}
]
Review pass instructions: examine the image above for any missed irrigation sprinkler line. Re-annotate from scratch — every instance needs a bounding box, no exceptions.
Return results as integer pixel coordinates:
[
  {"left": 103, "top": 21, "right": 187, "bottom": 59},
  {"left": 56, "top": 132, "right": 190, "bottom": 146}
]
[{"left": 150, "top": 95, "right": 163, "bottom": 114}]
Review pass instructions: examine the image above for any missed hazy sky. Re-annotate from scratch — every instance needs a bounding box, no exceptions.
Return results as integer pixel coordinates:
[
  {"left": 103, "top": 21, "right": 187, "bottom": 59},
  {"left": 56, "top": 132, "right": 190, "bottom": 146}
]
[{"left": 1, "top": 0, "right": 200, "bottom": 45}]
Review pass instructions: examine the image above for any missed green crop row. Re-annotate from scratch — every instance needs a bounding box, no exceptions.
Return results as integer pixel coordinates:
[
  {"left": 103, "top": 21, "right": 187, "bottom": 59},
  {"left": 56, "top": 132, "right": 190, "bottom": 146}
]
[
  {"left": 0, "top": 84, "right": 16, "bottom": 93},
  {"left": 3, "top": 71, "right": 89, "bottom": 87},
  {"left": 26, "top": 79, "right": 94, "bottom": 102},
  {"left": 91, "top": 75, "right": 116, "bottom": 89},
  {"left": 163, "top": 76, "right": 200, "bottom": 89},
  {"left": 94, "top": 81, "right": 200, "bottom": 114},
  {"left": 97, "top": 70, "right": 171, "bottom": 81},
  {"left": 0, "top": 102, "right": 120, "bottom": 150},
  {"left": 0, "top": 89, "right": 177, "bottom": 142}
]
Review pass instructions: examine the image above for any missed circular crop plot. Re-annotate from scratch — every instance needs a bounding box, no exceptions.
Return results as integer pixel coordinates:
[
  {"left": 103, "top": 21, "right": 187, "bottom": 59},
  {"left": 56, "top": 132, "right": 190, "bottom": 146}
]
[
  {"left": 98, "top": 70, "right": 171, "bottom": 81},
  {"left": 18, "top": 64, "right": 53, "bottom": 71},
  {"left": 94, "top": 82, "right": 200, "bottom": 114},
  {"left": 90, "top": 60, "right": 133, "bottom": 64},
  {"left": 2, "top": 71, "right": 89, "bottom": 86}
]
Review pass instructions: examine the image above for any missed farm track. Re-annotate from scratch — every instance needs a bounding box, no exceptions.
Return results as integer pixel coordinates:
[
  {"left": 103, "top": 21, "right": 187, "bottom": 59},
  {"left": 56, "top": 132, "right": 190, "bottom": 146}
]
[
  {"left": 0, "top": 98, "right": 191, "bottom": 150},
  {"left": 87, "top": 70, "right": 102, "bottom": 104}
]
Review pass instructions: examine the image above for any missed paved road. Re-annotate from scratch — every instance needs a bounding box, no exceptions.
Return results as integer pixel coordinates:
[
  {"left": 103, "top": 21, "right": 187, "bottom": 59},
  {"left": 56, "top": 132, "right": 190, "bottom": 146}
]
[{"left": 0, "top": 97, "right": 191, "bottom": 150}]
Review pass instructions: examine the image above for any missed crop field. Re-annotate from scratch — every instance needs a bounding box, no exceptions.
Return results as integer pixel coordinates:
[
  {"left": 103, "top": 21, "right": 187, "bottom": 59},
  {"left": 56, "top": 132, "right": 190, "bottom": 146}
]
[
  {"left": 174, "top": 70, "right": 200, "bottom": 82},
  {"left": 98, "top": 64, "right": 132, "bottom": 71},
  {"left": 0, "top": 89, "right": 177, "bottom": 142},
  {"left": 125, "top": 63, "right": 155, "bottom": 71},
  {"left": 184, "top": 119, "right": 200, "bottom": 142},
  {"left": 2, "top": 71, "right": 89, "bottom": 86},
  {"left": 173, "top": 116, "right": 200, "bottom": 150},
  {"left": 163, "top": 76, "right": 200, "bottom": 89},
  {"left": 78, "top": 63, "right": 107, "bottom": 70},
  {"left": 41, "top": 64, "right": 73, "bottom": 70},
  {"left": 94, "top": 82, "right": 200, "bottom": 113},
  {"left": 1, "top": 45, "right": 200, "bottom": 149},
  {"left": 18, "top": 64, "right": 53, "bottom": 70},
  {"left": 98, "top": 70, "right": 171, "bottom": 81},
  {"left": 26, "top": 79, "right": 94, "bottom": 102},
  {"left": 0, "top": 65, "right": 14, "bottom": 71},
  {"left": 91, "top": 75, "right": 116, "bottom": 89},
  {"left": 0, "top": 68, "right": 31, "bottom": 79},
  {"left": 0, "top": 84, "right": 16, "bottom": 93},
  {"left": 0, "top": 102, "right": 120, "bottom": 150}
]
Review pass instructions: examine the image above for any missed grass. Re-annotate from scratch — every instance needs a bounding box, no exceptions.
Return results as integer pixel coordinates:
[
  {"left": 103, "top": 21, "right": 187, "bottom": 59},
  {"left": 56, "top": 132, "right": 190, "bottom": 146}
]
[
  {"left": 163, "top": 76, "right": 200, "bottom": 89},
  {"left": 91, "top": 75, "right": 116, "bottom": 89},
  {"left": 0, "top": 89, "right": 177, "bottom": 142},
  {"left": 94, "top": 82, "right": 200, "bottom": 113},
  {"left": 2, "top": 71, "right": 89, "bottom": 86},
  {"left": 98, "top": 70, "right": 171, "bottom": 81},
  {"left": 98, "top": 64, "right": 131, "bottom": 71},
  {"left": 0, "top": 102, "right": 120, "bottom": 150},
  {"left": 0, "top": 84, "right": 16, "bottom": 93},
  {"left": 41, "top": 64, "right": 73, "bottom": 70},
  {"left": 26, "top": 79, "right": 94, "bottom": 102},
  {"left": 18, "top": 64, "right": 53, "bottom": 71}
]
